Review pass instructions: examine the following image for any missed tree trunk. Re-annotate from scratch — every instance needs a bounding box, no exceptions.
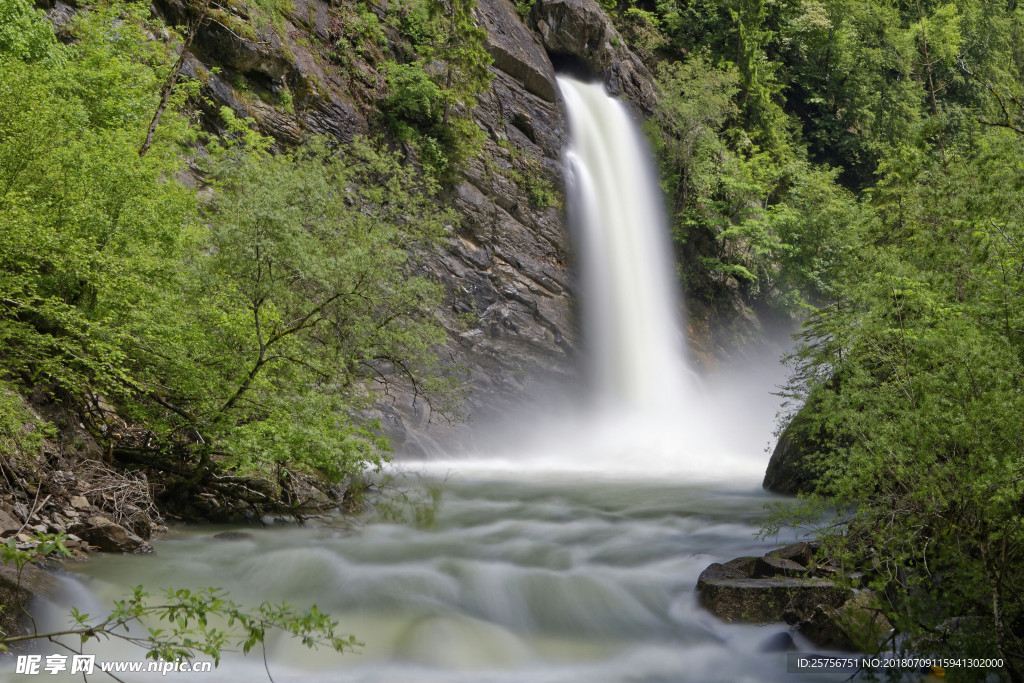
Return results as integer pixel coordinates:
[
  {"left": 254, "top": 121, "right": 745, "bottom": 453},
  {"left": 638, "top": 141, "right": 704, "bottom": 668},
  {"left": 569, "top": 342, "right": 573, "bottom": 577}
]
[{"left": 139, "top": 2, "right": 208, "bottom": 157}]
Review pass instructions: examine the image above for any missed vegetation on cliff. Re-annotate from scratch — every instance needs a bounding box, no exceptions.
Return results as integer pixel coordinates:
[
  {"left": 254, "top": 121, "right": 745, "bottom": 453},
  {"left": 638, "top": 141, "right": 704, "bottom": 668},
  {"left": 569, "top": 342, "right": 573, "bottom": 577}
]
[{"left": 0, "top": 0, "right": 464, "bottom": 519}]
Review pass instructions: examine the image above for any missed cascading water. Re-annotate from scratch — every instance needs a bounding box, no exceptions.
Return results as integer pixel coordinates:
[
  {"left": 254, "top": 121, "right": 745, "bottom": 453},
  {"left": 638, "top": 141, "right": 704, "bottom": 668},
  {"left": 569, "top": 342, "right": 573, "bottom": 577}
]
[{"left": 558, "top": 77, "right": 691, "bottom": 411}]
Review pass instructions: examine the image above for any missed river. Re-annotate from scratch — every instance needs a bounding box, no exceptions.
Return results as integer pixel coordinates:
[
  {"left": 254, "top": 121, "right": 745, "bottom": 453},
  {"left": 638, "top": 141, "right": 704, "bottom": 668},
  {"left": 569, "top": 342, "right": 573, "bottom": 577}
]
[{"left": 18, "top": 463, "right": 853, "bottom": 682}]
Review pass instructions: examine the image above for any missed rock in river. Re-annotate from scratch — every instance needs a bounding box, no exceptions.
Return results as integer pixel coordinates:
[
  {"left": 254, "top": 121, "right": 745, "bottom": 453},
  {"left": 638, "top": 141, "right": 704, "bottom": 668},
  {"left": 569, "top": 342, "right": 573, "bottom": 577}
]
[
  {"left": 697, "top": 542, "right": 851, "bottom": 624},
  {"left": 72, "top": 515, "right": 153, "bottom": 554}
]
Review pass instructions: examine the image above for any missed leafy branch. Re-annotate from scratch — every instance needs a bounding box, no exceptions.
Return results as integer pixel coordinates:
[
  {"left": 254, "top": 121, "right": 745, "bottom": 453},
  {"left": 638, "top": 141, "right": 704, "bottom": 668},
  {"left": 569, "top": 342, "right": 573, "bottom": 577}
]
[{"left": 1, "top": 583, "right": 358, "bottom": 680}]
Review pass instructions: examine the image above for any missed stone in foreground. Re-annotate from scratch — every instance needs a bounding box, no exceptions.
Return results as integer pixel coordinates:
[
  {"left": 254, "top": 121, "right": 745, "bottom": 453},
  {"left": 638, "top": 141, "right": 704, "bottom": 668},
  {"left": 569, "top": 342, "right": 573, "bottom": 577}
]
[
  {"left": 797, "top": 590, "right": 894, "bottom": 652},
  {"left": 697, "top": 569, "right": 853, "bottom": 624}
]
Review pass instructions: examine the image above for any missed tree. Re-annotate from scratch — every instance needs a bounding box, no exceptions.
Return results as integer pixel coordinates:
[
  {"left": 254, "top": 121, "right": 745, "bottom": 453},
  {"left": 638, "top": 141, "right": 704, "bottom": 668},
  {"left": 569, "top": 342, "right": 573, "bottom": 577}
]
[
  {"left": 0, "top": 0, "right": 458, "bottom": 514},
  {"left": 382, "top": 0, "right": 492, "bottom": 180},
  {"left": 771, "top": 121, "right": 1024, "bottom": 679},
  {"left": 117, "top": 119, "right": 456, "bottom": 500}
]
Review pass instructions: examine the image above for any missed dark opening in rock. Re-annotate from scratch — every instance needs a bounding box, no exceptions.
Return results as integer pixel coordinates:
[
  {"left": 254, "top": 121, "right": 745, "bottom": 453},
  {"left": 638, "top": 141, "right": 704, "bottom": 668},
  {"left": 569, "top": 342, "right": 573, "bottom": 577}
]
[{"left": 550, "top": 52, "right": 594, "bottom": 82}]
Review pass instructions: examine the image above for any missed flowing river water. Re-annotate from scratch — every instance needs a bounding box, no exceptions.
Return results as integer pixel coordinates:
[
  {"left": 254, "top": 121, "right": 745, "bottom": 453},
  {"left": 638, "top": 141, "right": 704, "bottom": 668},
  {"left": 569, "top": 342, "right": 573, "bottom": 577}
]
[
  {"left": 4, "top": 79, "right": 852, "bottom": 681},
  {"left": 25, "top": 469, "right": 846, "bottom": 682}
]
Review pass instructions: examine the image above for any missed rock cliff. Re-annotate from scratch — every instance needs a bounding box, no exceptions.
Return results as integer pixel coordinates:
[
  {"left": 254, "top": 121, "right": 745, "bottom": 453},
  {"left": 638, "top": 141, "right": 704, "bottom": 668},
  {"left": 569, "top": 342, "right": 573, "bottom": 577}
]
[{"left": 91, "top": 0, "right": 656, "bottom": 452}]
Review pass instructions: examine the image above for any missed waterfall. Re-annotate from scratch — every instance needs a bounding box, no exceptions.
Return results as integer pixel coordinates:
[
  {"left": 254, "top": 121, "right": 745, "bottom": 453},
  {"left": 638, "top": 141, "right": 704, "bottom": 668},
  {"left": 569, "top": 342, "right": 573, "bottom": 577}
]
[
  {"left": 558, "top": 77, "right": 691, "bottom": 410},
  {"left": 401, "top": 77, "right": 779, "bottom": 481}
]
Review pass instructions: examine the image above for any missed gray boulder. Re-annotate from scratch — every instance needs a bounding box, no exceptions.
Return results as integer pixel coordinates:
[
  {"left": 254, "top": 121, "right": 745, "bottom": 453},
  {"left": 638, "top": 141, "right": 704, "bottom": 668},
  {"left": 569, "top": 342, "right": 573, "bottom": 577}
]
[
  {"left": 796, "top": 590, "right": 894, "bottom": 652},
  {"left": 73, "top": 516, "right": 153, "bottom": 554},
  {"left": 697, "top": 569, "right": 852, "bottom": 624},
  {"left": 697, "top": 543, "right": 853, "bottom": 624}
]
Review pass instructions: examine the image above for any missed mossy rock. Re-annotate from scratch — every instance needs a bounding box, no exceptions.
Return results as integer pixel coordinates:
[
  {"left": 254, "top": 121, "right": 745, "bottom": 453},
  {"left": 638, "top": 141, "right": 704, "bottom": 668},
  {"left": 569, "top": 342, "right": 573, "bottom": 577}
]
[
  {"left": 697, "top": 563, "right": 852, "bottom": 624},
  {"left": 797, "top": 590, "right": 894, "bottom": 653}
]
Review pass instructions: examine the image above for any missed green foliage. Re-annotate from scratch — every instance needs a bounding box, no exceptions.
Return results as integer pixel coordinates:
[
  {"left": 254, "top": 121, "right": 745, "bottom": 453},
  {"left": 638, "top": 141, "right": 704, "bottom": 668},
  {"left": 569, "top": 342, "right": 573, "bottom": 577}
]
[
  {"left": 513, "top": 0, "right": 533, "bottom": 19},
  {"left": 0, "top": 1, "right": 458, "bottom": 502},
  {"left": 0, "top": 0, "right": 196, "bottom": 403},
  {"left": 495, "top": 141, "right": 559, "bottom": 209},
  {"left": 732, "top": 0, "right": 786, "bottom": 150},
  {"left": 381, "top": 0, "right": 492, "bottom": 180},
  {"left": 1, "top": 584, "right": 358, "bottom": 667},
  {"left": 1, "top": 534, "right": 72, "bottom": 576},
  {"left": 328, "top": 1, "right": 387, "bottom": 78},
  {"left": 619, "top": 8, "right": 667, "bottom": 58},
  {"left": 774, "top": 125, "right": 1024, "bottom": 679},
  {"left": 238, "top": 0, "right": 294, "bottom": 36},
  {"left": 649, "top": 53, "right": 855, "bottom": 309},
  {"left": 146, "top": 121, "right": 455, "bottom": 481},
  {"left": 383, "top": 60, "right": 444, "bottom": 128},
  {"left": 0, "top": 0, "right": 57, "bottom": 62},
  {"left": 0, "top": 384, "right": 53, "bottom": 461},
  {"left": 634, "top": 2, "right": 1024, "bottom": 671}
]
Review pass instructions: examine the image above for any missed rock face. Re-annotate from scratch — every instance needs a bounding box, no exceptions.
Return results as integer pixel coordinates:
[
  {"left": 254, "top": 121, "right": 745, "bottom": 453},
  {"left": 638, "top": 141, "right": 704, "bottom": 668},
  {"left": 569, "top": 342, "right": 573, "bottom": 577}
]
[
  {"left": 479, "top": 0, "right": 559, "bottom": 103},
  {"left": 159, "top": 0, "right": 660, "bottom": 450},
  {"left": 530, "top": 0, "right": 658, "bottom": 113},
  {"left": 150, "top": 0, "right": 620, "bottom": 451},
  {"left": 149, "top": 0, "right": 665, "bottom": 451},
  {"left": 764, "top": 380, "right": 849, "bottom": 495},
  {"left": 762, "top": 419, "right": 819, "bottom": 495}
]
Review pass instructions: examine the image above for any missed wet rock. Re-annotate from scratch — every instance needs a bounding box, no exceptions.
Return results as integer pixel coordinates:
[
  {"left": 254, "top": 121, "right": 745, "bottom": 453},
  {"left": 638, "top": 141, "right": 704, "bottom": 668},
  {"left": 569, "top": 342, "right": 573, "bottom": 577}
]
[
  {"left": 797, "top": 590, "right": 893, "bottom": 652},
  {"left": 0, "top": 562, "right": 56, "bottom": 638},
  {"left": 753, "top": 556, "right": 809, "bottom": 579},
  {"left": 758, "top": 630, "right": 797, "bottom": 653},
  {"left": 699, "top": 562, "right": 749, "bottom": 582},
  {"left": 478, "top": 0, "right": 558, "bottom": 102},
  {"left": 530, "top": 0, "right": 657, "bottom": 113},
  {"left": 73, "top": 516, "right": 153, "bottom": 554},
  {"left": 722, "top": 556, "right": 759, "bottom": 576},
  {"left": 697, "top": 572, "right": 852, "bottom": 624},
  {"left": 212, "top": 530, "right": 253, "bottom": 541},
  {"left": 767, "top": 542, "right": 817, "bottom": 568}
]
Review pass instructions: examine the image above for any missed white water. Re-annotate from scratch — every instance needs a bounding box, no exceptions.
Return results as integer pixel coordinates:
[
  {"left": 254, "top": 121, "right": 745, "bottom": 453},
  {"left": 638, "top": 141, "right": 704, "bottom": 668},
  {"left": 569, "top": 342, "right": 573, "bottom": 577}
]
[
  {"left": 559, "top": 77, "right": 691, "bottom": 411},
  {"left": 2, "top": 80, "right": 818, "bottom": 682},
  {"left": 17, "top": 479, "right": 837, "bottom": 683}
]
